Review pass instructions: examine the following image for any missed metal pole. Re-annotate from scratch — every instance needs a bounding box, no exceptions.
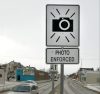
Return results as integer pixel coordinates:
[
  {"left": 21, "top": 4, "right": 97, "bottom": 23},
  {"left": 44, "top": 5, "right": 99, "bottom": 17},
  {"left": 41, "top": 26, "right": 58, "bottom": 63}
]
[
  {"left": 99, "top": 0, "right": 100, "bottom": 86},
  {"left": 60, "top": 64, "right": 64, "bottom": 94},
  {"left": 52, "top": 73, "right": 55, "bottom": 94}
]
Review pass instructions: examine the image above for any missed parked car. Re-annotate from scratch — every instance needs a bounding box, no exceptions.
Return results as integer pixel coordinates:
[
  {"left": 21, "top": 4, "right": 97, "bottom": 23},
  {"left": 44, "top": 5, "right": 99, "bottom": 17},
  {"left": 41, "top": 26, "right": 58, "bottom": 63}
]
[
  {"left": 24, "top": 80, "right": 37, "bottom": 86},
  {"left": 8, "top": 83, "right": 39, "bottom": 94}
]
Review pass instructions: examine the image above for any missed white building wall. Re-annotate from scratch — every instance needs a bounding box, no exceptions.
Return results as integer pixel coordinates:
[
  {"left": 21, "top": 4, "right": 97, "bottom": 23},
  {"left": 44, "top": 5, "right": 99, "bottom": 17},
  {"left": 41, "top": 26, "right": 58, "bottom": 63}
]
[{"left": 86, "top": 71, "right": 100, "bottom": 84}]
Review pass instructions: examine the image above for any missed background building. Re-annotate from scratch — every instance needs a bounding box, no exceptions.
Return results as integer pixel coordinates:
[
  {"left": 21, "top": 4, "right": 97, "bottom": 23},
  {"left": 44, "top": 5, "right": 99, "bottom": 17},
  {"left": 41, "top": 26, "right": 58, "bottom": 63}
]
[
  {"left": 84, "top": 71, "right": 100, "bottom": 84},
  {"left": 77, "top": 68, "right": 94, "bottom": 82},
  {"left": 16, "top": 66, "right": 50, "bottom": 81}
]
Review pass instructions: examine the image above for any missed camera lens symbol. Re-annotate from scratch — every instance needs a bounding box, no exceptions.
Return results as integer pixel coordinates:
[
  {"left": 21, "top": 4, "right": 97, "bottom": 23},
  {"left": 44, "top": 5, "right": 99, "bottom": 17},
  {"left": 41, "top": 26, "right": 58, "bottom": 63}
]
[{"left": 59, "top": 19, "right": 70, "bottom": 31}]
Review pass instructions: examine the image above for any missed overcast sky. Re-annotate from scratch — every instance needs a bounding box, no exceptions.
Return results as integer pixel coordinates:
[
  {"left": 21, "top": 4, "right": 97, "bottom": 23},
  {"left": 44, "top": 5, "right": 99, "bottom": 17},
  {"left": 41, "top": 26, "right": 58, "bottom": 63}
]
[{"left": 0, "top": 0, "right": 99, "bottom": 75}]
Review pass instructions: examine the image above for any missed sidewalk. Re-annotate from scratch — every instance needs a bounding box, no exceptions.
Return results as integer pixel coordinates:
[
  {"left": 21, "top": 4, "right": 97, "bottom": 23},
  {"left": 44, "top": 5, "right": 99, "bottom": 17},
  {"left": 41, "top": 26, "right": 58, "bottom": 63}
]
[
  {"left": 75, "top": 80, "right": 100, "bottom": 93},
  {"left": 85, "top": 84, "right": 100, "bottom": 93}
]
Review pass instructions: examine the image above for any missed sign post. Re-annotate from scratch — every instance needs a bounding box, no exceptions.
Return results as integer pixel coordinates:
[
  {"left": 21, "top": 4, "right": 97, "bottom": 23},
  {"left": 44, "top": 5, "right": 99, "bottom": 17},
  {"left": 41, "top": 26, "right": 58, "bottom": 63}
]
[
  {"left": 60, "top": 64, "right": 64, "bottom": 94},
  {"left": 46, "top": 4, "right": 80, "bottom": 94},
  {"left": 51, "top": 72, "right": 55, "bottom": 94},
  {"left": 50, "top": 64, "right": 58, "bottom": 94}
]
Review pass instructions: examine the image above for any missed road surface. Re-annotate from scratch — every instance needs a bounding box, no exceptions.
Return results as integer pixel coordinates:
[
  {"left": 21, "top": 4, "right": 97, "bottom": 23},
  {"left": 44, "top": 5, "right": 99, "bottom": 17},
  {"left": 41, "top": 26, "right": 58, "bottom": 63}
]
[{"left": 1, "top": 79, "right": 98, "bottom": 94}]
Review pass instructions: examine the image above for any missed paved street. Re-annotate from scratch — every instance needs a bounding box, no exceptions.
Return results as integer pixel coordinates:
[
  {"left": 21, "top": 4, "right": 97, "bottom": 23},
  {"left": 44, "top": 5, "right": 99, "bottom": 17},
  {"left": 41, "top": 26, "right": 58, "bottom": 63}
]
[
  {"left": 1, "top": 80, "right": 60, "bottom": 94},
  {"left": 49, "top": 78, "right": 99, "bottom": 94},
  {"left": 0, "top": 79, "right": 99, "bottom": 94}
]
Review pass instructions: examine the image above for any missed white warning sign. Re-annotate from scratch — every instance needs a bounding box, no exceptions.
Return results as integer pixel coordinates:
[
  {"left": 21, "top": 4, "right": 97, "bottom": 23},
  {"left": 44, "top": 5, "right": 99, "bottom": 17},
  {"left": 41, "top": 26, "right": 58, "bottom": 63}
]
[
  {"left": 46, "top": 4, "right": 80, "bottom": 47},
  {"left": 46, "top": 48, "right": 79, "bottom": 64}
]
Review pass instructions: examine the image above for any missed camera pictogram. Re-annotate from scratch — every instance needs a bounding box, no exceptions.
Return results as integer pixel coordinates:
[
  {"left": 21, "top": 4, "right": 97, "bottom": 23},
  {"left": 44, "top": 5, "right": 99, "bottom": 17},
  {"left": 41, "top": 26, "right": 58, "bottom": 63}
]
[{"left": 52, "top": 17, "right": 73, "bottom": 32}]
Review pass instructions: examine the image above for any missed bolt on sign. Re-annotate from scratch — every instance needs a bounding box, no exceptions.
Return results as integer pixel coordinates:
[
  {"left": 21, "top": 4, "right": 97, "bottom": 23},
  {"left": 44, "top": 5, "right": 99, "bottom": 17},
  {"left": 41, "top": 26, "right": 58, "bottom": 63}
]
[
  {"left": 46, "top": 4, "right": 80, "bottom": 47},
  {"left": 46, "top": 48, "right": 79, "bottom": 64}
]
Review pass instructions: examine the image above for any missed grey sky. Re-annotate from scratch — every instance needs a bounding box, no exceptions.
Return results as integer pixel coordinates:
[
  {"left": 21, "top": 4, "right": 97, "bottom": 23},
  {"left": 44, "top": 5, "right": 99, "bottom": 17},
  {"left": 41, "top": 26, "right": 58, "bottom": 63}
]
[{"left": 0, "top": 0, "right": 99, "bottom": 74}]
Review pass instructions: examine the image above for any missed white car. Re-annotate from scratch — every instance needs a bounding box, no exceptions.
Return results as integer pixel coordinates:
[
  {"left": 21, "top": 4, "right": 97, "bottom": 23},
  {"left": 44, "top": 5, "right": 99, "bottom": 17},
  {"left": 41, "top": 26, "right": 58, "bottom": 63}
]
[
  {"left": 8, "top": 83, "right": 39, "bottom": 94},
  {"left": 24, "top": 80, "right": 38, "bottom": 86}
]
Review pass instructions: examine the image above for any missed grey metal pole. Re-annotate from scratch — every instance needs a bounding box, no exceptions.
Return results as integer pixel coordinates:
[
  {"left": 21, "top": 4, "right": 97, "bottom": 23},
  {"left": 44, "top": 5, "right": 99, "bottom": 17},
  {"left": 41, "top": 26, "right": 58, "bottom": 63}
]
[
  {"left": 60, "top": 64, "right": 64, "bottom": 94},
  {"left": 99, "top": 0, "right": 100, "bottom": 82},
  {"left": 52, "top": 73, "right": 55, "bottom": 94}
]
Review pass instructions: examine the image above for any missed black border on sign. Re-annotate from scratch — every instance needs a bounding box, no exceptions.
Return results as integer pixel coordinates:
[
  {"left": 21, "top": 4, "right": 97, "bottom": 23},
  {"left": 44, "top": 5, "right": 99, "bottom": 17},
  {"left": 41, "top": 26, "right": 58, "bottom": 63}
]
[
  {"left": 46, "top": 4, "right": 80, "bottom": 47},
  {"left": 46, "top": 48, "right": 79, "bottom": 64}
]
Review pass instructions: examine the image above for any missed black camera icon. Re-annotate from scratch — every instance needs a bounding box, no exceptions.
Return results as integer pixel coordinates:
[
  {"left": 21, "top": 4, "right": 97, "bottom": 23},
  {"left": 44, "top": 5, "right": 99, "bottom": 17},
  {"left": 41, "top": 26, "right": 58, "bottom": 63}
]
[{"left": 52, "top": 17, "right": 73, "bottom": 32}]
